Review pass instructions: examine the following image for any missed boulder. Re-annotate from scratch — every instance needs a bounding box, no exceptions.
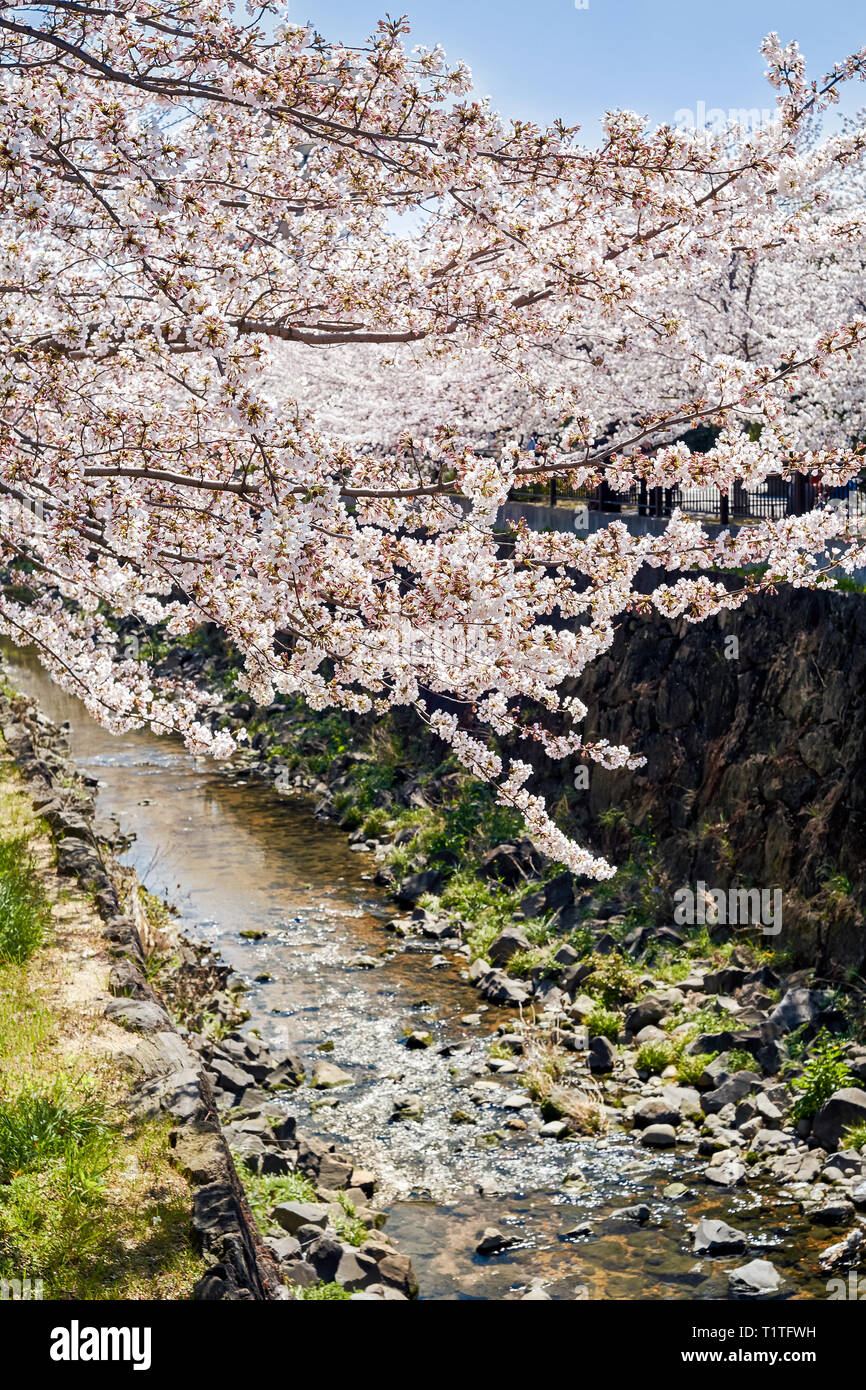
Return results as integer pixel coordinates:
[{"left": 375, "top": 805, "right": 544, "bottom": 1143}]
[
  {"left": 803, "top": 1197, "right": 856, "bottom": 1227},
  {"left": 640, "top": 1124, "right": 677, "bottom": 1148},
  {"left": 105, "top": 997, "right": 172, "bottom": 1033},
  {"left": 625, "top": 994, "right": 669, "bottom": 1034},
  {"left": 395, "top": 869, "right": 443, "bottom": 906},
  {"left": 475, "top": 1227, "right": 518, "bottom": 1256},
  {"left": 487, "top": 927, "right": 532, "bottom": 967},
  {"left": 272, "top": 1202, "right": 329, "bottom": 1235},
  {"left": 306, "top": 1234, "right": 343, "bottom": 1282},
  {"left": 693, "top": 1218, "right": 748, "bottom": 1256},
  {"left": 479, "top": 840, "right": 543, "bottom": 886},
  {"left": 728, "top": 1259, "right": 784, "bottom": 1299},
  {"left": 610, "top": 1203, "right": 650, "bottom": 1224},
  {"left": 811, "top": 1089, "right": 866, "bottom": 1151},
  {"left": 633, "top": 1097, "right": 679, "bottom": 1129},
  {"left": 376, "top": 1253, "right": 418, "bottom": 1298},
  {"left": 703, "top": 1158, "right": 746, "bottom": 1186},
  {"left": 542, "top": 871, "right": 575, "bottom": 913},
  {"left": 475, "top": 969, "right": 530, "bottom": 1007},
  {"left": 703, "top": 967, "right": 749, "bottom": 995},
  {"left": 768, "top": 988, "right": 823, "bottom": 1037},
  {"left": 311, "top": 1060, "right": 352, "bottom": 1089},
  {"left": 587, "top": 1036, "right": 617, "bottom": 1074},
  {"left": 701, "top": 1071, "right": 759, "bottom": 1115},
  {"left": 334, "top": 1249, "right": 381, "bottom": 1291},
  {"left": 209, "top": 1057, "right": 257, "bottom": 1095}
]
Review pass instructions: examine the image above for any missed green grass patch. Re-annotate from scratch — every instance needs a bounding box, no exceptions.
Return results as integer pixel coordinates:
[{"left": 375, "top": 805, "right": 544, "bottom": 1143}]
[
  {"left": 295, "top": 1280, "right": 352, "bottom": 1300},
  {"left": 585, "top": 1005, "right": 621, "bottom": 1043},
  {"left": 240, "top": 1164, "right": 318, "bottom": 1227},
  {"left": 0, "top": 835, "right": 53, "bottom": 964},
  {"left": 791, "top": 1031, "right": 855, "bottom": 1122}
]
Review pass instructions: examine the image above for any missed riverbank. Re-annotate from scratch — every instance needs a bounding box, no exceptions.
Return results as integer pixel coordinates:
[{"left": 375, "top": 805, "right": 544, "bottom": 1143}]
[
  {"left": 0, "top": 675, "right": 418, "bottom": 1301},
  {"left": 149, "top": 630, "right": 866, "bottom": 1294},
  {"left": 6, "top": 640, "right": 866, "bottom": 1299},
  {"left": 0, "top": 716, "right": 210, "bottom": 1298}
]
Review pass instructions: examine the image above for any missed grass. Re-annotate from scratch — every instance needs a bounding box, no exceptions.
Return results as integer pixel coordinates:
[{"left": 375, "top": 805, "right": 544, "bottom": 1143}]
[
  {"left": 0, "top": 758, "right": 207, "bottom": 1298},
  {"left": 726, "top": 1049, "right": 760, "bottom": 1074},
  {"left": 676, "top": 1051, "right": 718, "bottom": 1086},
  {"left": 0, "top": 834, "right": 53, "bottom": 964},
  {"left": 240, "top": 1164, "right": 318, "bottom": 1227},
  {"left": 0, "top": 1077, "right": 107, "bottom": 1182},
  {"left": 0, "top": 1109, "right": 206, "bottom": 1299},
  {"left": 522, "top": 1033, "right": 607, "bottom": 1134},
  {"left": 843, "top": 1121, "right": 866, "bottom": 1151},
  {"left": 296, "top": 1280, "right": 352, "bottom": 1300},
  {"left": 635, "top": 1040, "right": 679, "bottom": 1075},
  {"left": 791, "top": 1031, "right": 855, "bottom": 1122},
  {"left": 583, "top": 952, "right": 642, "bottom": 1009},
  {"left": 334, "top": 1194, "right": 369, "bottom": 1248},
  {"left": 585, "top": 1005, "right": 621, "bottom": 1043}
]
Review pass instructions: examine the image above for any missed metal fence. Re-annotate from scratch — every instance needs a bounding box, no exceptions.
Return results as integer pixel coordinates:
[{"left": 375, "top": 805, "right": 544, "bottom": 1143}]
[{"left": 508, "top": 475, "right": 866, "bottom": 524}]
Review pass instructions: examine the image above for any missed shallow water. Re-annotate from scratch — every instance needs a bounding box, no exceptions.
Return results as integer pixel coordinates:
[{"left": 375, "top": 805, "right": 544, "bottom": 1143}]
[{"left": 5, "top": 648, "right": 831, "bottom": 1299}]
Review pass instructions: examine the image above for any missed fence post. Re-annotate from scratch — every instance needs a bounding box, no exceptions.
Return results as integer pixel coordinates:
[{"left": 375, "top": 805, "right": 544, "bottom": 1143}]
[
  {"left": 791, "top": 473, "right": 807, "bottom": 516},
  {"left": 549, "top": 477, "right": 557, "bottom": 507},
  {"left": 719, "top": 491, "right": 729, "bottom": 526},
  {"left": 638, "top": 479, "right": 647, "bottom": 516}
]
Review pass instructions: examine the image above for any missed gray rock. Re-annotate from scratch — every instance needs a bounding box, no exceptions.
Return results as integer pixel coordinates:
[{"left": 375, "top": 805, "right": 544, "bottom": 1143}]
[
  {"left": 334, "top": 1249, "right": 381, "bottom": 1291},
  {"left": 306, "top": 1234, "right": 343, "bottom": 1282},
  {"left": 626, "top": 994, "right": 669, "bottom": 1034},
  {"left": 703, "top": 1158, "right": 746, "bottom": 1186},
  {"left": 701, "top": 1071, "right": 759, "bottom": 1115},
  {"left": 754, "top": 1091, "right": 784, "bottom": 1127},
  {"left": 272, "top": 1201, "right": 329, "bottom": 1235},
  {"left": 105, "top": 997, "right": 172, "bottom": 1033},
  {"left": 375, "top": 1252, "right": 417, "bottom": 1298},
  {"left": 311, "top": 1059, "right": 352, "bottom": 1088},
  {"left": 487, "top": 927, "right": 532, "bottom": 966},
  {"left": 539, "top": 1120, "right": 570, "bottom": 1139},
  {"left": 803, "top": 1197, "right": 856, "bottom": 1227},
  {"left": 396, "top": 869, "right": 443, "bottom": 906},
  {"left": 822, "top": 1151, "right": 863, "bottom": 1180},
  {"left": 588, "top": 1036, "right": 617, "bottom": 1074},
  {"left": 633, "top": 1097, "right": 680, "bottom": 1129},
  {"left": 728, "top": 1259, "right": 784, "bottom": 1299},
  {"left": 812, "top": 1089, "right": 866, "bottom": 1151},
  {"left": 209, "top": 1057, "right": 257, "bottom": 1094},
  {"left": 693, "top": 1217, "right": 748, "bottom": 1256},
  {"left": 610, "top": 1203, "right": 651, "bottom": 1224},
  {"left": 852, "top": 1180, "right": 866, "bottom": 1210},
  {"left": 768, "top": 988, "right": 822, "bottom": 1036},
  {"left": 475, "top": 1227, "right": 519, "bottom": 1256},
  {"left": 640, "top": 1124, "right": 677, "bottom": 1148},
  {"left": 475, "top": 968, "right": 530, "bottom": 1007},
  {"left": 265, "top": 1235, "right": 302, "bottom": 1263}
]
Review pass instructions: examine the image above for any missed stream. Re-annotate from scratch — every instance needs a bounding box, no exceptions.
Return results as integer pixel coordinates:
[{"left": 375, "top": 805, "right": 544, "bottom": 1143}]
[{"left": 6, "top": 647, "right": 831, "bottom": 1300}]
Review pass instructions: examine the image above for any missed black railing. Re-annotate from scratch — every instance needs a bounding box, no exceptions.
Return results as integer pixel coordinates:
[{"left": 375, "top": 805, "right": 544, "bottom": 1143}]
[{"left": 508, "top": 475, "right": 866, "bottom": 524}]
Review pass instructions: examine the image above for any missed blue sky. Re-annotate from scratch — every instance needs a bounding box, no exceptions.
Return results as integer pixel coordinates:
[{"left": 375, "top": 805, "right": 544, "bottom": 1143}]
[{"left": 292, "top": 0, "right": 865, "bottom": 138}]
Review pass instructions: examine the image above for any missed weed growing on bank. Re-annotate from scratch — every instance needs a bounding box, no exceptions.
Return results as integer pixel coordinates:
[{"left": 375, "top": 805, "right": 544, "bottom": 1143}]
[{"left": 0, "top": 761, "right": 206, "bottom": 1298}]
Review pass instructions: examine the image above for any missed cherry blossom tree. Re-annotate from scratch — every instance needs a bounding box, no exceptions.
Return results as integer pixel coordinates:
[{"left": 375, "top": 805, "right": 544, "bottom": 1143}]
[{"left": 1, "top": 2, "right": 866, "bottom": 876}]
